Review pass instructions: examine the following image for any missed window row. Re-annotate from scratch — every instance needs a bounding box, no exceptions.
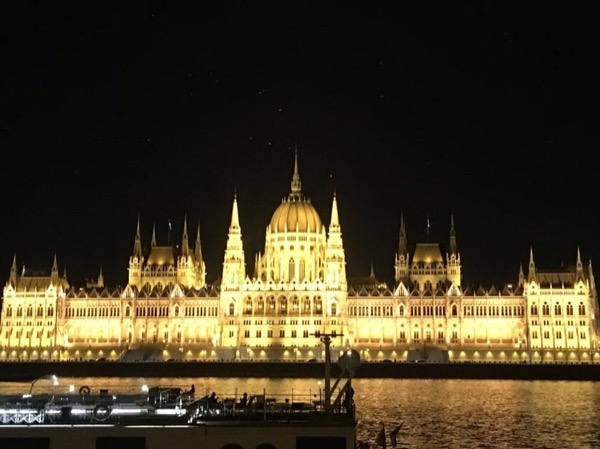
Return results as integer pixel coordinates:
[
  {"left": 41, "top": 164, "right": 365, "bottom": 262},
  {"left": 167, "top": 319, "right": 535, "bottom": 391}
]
[
  {"left": 530, "top": 302, "right": 586, "bottom": 316},
  {"left": 4, "top": 305, "right": 54, "bottom": 318},
  {"left": 240, "top": 329, "right": 339, "bottom": 339},
  {"left": 531, "top": 330, "right": 587, "bottom": 340}
]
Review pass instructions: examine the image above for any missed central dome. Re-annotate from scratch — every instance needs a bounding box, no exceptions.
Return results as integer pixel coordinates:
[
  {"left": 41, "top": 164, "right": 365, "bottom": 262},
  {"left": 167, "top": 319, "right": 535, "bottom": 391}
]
[
  {"left": 268, "top": 152, "right": 323, "bottom": 233},
  {"left": 270, "top": 197, "right": 322, "bottom": 233}
]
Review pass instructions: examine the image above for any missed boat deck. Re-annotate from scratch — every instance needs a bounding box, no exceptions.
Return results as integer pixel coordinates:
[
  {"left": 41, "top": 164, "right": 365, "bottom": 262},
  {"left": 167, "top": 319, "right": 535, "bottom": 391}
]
[{"left": 0, "top": 386, "right": 356, "bottom": 427}]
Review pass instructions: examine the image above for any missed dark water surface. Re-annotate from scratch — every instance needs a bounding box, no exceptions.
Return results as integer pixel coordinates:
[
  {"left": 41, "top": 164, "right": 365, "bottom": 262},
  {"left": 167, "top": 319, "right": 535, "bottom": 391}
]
[{"left": 3, "top": 377, "right": 599, "bottom": 448}]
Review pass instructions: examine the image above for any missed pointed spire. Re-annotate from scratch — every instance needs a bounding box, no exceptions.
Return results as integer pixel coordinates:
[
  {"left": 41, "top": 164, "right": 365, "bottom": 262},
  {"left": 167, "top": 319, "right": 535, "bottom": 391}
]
[
  {"left": 529, "top": 247, "right": 535, "bottom": 266},
  {"left": 576, "top": 246, "right": 585, "bottom": 282},
  {"left": 51, "top": 253, "right": 59, "bottom": 284},
  {"left": 222, "top": 191, "right": 246, "bottom": 288},
  {"left": 370, "top": 262, "right": 375, "bottom": 278},
  {"left": 399, "top": 213, "right": 407, "bottom": 256},
  {"left": 330, "top": 192, "right": 340, "bottom": 228},
  {"left": 528, "top": 246, "right": 536, "bottom": 282},
  {"left": 133, "top": 214, "right": 143, "bottom": 259},
  {"left": 230, "top": 192, "right": 240, "bottom": 231},
  {"left": 518, "top": 262, "right": 525, "bottom": 286},
  {"left": 324, "top": 189, "right": 346, "bottom": 288},
  {"left": 290, "top": 148, "right": 302, "bottom": 198},
  {"left": 194, "top": 221, "right": 203, "bottom": 263},
  {"left": 181, "top": 214, "right": 189, "bottom": 257},
  {"left": 151, "top": 223, "right": 157, "bottom": 247},
  {"left": 449, "top": 213, "right": 457, "bottom": 255},
  {"left": 426, "top": 215, "right": 431, "bottom": 242},
  {"left": 97, "top": 267, "right": 104, "bottom": 288},
  {"left": 9, "top": 253, "right": 17, "bottom": 286}
]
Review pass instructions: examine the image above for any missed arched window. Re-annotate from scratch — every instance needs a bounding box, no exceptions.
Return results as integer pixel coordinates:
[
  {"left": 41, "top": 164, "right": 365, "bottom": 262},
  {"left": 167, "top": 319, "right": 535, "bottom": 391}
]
[
  {"left": 280, "top": 297, "right": 287, "bottom": 313},
  {"left": 36, "top": 305, "right": 43, "bottom": 317},
  {"left": 16, "top": 306, "right": 23, "bottom": 317},
  {"left": 554, "top": 303, "right": 562, "bottom": 315},
  {"left": 229, "top": 303, "right": 235, "bottom": 316},
  {"left": 268, "top": 297, "right": 275, "bottom": 311},
  {"left": 542, "top": 303, "right": 550, "bottom": 316},
  {"left": 531, "top": 304, "right": 538, "bottom": 315},
  {"left": 174, "top": 305, "right": 180, "bottom": 317},
  {"left": 26, "top": 305, "right": 33, "bottom": 317},
  {"left": 292, "top": 297, "right": 299, "bottom": 312},
  {"left": 315, "top": 297, "right": 322, "bottom": 312},
  {"left": 399, "top": 305, "right": 405, "bottom": 316},
  {"left": 566, "top": 303, "right": 574, "bottom": 315},
  {"left": 331, "top": 302, "right": 337, "bottom": 316},
  {"left": 303, "top": 297, "right": 310, "bottom": 313},
  {"left": 246, "top": 298, "right": 252, "bottom": 313},
  {"left": 6, "top": 306, "right": 12, "bottom": 317},
  {"left": 257, "top": 297, "right": 264, "bottom": 312},
  {"left": 451, "top": 304, "right": 458, "bottom": 316},
  {"left": 289, "top": 258, "right": 295, "bottom": 280},
  {"left": 579, "top": 302, "right": 586, "bottom": 315}
]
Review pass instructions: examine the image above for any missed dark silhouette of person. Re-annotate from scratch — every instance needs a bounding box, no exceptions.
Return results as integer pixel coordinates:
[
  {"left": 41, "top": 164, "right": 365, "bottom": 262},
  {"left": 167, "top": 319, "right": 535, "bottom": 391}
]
[
  {"left": 205, "top": 391, "right": 218, "bottom": 413},
  {"left": 343, "top": 385, "right": 354, "bottom": 413},
  {"left": 187, "top": 384, "right": 195, "bottom": 396},
  {"left": 240, "top": 392, "right": 248, "bottom": 408}
]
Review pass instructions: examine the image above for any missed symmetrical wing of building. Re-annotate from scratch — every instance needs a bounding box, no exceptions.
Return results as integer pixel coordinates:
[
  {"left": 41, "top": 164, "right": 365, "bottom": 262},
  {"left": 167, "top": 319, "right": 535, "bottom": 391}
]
[{"left": 1, "top": 156, "right": 598, "bottom": 363}]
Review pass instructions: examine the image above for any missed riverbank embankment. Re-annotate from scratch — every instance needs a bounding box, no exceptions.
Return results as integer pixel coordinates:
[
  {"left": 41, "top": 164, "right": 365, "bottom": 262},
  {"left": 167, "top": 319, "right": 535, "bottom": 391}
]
[{"left": 1, "top": 360, "right": 600, "bottom": 382}]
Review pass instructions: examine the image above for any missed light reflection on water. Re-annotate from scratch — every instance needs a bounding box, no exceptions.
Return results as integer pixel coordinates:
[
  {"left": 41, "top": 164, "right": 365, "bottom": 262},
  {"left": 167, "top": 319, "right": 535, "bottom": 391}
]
[{"left": 3, "top": 377, "right": 600, "bottom": 448}]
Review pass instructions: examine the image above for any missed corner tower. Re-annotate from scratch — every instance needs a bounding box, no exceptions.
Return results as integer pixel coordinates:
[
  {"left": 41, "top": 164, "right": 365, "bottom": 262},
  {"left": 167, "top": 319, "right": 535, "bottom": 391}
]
[{"left": 221, "top": 193, "right": 246, "bottom": 291}]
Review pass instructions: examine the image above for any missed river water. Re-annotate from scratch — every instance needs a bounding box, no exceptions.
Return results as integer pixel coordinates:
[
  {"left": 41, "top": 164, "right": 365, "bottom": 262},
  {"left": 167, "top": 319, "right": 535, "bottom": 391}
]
[{"left": 3, "top": 377, "right": 600, "bottom": 448}]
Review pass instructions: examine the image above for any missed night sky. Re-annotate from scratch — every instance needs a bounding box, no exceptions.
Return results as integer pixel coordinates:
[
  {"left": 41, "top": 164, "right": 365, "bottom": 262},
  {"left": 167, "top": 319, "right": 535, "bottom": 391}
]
[{"left": 1, "top": 2, "right": 598, "bottom": 289}]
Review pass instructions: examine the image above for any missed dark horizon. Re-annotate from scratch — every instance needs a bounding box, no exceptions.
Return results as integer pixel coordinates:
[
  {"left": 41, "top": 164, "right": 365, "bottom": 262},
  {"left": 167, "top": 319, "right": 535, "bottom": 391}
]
[{"left": 1, "top": 2, "right": 598, "bottom": 289}]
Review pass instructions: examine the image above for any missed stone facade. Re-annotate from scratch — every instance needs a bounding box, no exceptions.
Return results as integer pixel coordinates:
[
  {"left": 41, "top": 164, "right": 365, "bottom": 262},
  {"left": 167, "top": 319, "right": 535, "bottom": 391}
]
[{"left": 1, "top": 156, "right": 598, "bottom": 363}]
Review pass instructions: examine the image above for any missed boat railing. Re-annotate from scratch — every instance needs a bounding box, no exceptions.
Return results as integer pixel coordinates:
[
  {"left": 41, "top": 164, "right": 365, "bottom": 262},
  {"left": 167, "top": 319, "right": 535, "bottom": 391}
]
[
  {"left": 1, "top": 384, "right": 353, "bottom": 426},
  {"left": 186, "top": 387, "right": 353, "bottom": 420}
]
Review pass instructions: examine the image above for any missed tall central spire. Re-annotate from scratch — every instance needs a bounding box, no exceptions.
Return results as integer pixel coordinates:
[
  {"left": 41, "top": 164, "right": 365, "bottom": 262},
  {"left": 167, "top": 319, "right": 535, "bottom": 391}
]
[{"left": 290, "top": 147, "right": 302, "bottom": 199}]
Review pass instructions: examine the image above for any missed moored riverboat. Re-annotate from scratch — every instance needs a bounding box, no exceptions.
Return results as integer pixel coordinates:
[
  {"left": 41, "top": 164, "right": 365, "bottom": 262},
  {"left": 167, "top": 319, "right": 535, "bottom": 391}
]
[{"left": 0, "top": 334, "right": 363, "bottom": 449}]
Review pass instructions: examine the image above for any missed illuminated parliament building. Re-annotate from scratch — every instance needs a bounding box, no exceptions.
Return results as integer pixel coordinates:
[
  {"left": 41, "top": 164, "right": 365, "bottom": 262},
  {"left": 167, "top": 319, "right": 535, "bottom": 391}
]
[{"left": 1, "top": 156, "right": 598, "bottom": 363}]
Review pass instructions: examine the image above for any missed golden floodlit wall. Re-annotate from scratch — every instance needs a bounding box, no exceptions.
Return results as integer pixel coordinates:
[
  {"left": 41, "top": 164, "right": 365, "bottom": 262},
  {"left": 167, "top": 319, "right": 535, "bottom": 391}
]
[{"left": 1, "top": 156, "right": 598, "bottom": 363}]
